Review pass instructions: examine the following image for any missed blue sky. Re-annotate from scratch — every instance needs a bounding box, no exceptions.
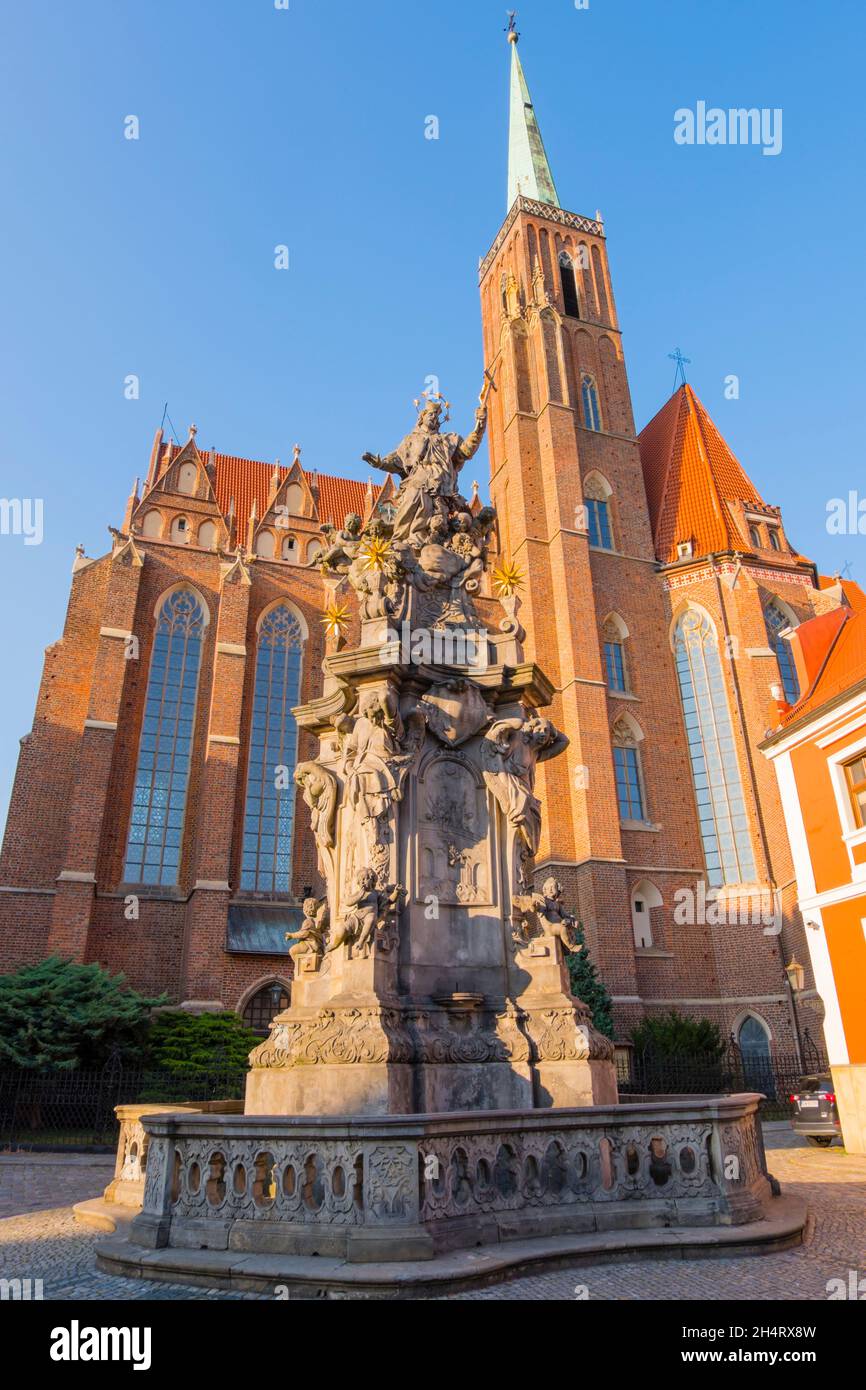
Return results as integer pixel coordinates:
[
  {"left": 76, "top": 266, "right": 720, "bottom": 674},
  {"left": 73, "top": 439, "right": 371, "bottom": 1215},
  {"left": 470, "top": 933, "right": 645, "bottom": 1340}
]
[{"left": 1, "top": 0, "right": 864, "bottom": 828}]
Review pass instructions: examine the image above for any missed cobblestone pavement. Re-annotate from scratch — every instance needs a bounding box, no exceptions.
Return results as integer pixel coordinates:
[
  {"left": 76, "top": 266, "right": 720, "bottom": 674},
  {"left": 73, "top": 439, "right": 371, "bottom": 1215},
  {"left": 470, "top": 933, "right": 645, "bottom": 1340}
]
[
  {"left": 0, "top": 1154, "right": 115, "bottom": 1219},
  {"left": 0, "top": 1130, "right": 862, "bottom": 1301}
]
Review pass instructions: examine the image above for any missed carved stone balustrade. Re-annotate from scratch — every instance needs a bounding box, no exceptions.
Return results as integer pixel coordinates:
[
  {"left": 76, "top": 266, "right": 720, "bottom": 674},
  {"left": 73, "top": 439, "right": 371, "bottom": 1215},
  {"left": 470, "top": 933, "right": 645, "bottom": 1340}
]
[{"left": 128, "top": 1093, "right": 773, "bottom": 1263}]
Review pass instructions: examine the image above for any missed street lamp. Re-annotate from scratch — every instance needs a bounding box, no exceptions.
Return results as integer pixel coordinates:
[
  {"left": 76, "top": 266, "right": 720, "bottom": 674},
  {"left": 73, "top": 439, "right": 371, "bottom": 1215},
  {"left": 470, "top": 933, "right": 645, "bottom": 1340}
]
[
  {"left": 785, "top": 958, "right": 805, "bottom": 993},
  {"left": 785, "top": 957, "right": 806, "bottom": 1068}
]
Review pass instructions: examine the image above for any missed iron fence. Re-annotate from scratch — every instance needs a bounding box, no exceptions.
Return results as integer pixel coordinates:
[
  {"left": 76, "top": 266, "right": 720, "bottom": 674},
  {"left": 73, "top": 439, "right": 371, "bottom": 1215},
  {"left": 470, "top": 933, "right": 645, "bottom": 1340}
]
[
  {"left": 0, "top": 1032, "right": 829, "bottom": 1148},
  {"left": 617, "top": 1033, "right": 828, "bottom": 1120},
  {"left": 0, "top": 1064, "right": 247, "bottom": 1151}
]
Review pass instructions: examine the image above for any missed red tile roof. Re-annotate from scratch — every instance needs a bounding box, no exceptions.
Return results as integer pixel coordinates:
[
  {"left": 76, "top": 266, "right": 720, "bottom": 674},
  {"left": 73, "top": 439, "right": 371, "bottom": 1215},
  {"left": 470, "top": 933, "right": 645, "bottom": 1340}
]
[
  {"left": 163, "top": 443, "right": 380, "bottom": 530},
  {"left": 818, "top": 574, "right": 866, "bottom": 612},
  {"left": 781, "top": 605, "right": 866, "bottom": 726},
  {"left": 638, "top": 384, "right": 766, "bottom": 563}
]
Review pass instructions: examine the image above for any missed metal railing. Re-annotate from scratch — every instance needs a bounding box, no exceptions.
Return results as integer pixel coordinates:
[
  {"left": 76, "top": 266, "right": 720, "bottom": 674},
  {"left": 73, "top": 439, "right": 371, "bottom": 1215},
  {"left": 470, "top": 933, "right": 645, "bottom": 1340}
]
[
  {"left": 616, "top": 1033, "right": 827, "bottom": 1120},
  {"left": 0, "top": 1063, "right": 248, "bottom": 1151}
]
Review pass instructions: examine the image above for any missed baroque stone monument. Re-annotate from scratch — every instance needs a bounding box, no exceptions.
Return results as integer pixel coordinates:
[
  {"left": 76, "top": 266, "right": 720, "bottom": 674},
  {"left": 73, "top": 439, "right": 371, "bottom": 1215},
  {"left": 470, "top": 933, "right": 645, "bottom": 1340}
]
[
  {"left": 245, "top": 386, "right": 618, "bottom": 1117},
  {"left": 97, "top": 388, "right": 791, "bottom": 1290}
]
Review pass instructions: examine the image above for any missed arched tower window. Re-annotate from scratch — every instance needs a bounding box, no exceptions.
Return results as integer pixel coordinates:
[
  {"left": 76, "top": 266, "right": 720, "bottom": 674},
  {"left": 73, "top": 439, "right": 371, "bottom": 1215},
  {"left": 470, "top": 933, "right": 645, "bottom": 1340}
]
[
  {"left": 241, "top": 605, "right": 305, "bottom": 893},
  {"left": 612, "top": 716, "right": 646, "bottom": 823},
  {"left": 559, "top": 252, "right": 580, "bottom": 318},
  {"left": 123, "top": 589, "right": 207, "bottom": 885},
  {"left": 581, "top": 373, "right": 602, "bottom": 431},
  {"left": 673, "top": 608, "right": 757, "bottom": 886},
  {"left": 602, "top": 615, "right": 629, "bottom": 693},
  {"left": 764, "top": 601, "right": 800, "bottom": 705},
  {"left": 584, "top": 474, "right": 613, "bottom": 550}
]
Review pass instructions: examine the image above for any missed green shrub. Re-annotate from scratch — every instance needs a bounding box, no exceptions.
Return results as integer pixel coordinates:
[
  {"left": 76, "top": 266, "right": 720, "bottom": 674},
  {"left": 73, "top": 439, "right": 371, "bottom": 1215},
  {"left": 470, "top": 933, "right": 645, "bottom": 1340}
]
[
  {"left": 630, "top": 1009, "right": 725, "bottom": 1058},
  {"left": 141, "top": 1010, "right": 261, "bottom": 1074},
  {"left": 0, "top": 957, "right": 165, "bottom": 1070}
]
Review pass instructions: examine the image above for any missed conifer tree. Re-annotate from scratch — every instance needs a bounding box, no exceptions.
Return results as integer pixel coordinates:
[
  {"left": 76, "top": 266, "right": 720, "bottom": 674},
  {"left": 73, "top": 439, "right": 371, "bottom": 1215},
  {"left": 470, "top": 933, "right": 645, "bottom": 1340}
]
[
  {"left": 0, "top": 957, "right": 164, "bottom": 1070},
  {"left": 566, "top": 926, "right": 615, "bottom": 1039}
]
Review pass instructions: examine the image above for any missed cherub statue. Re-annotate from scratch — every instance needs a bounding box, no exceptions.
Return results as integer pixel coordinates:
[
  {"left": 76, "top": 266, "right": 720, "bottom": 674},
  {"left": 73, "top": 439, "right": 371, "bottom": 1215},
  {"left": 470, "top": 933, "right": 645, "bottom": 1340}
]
[
  {"left": 326, "top": 870, "right": 404, "bottom": 958},
  {"left": 513, "top": 876, "right": 581, "bottom": 951},
  {"left": 285, "top": 897, "right": 329, "bottom": 965},
  {"left": 308, "top": 512, "right": 362, "bottom": 571}
]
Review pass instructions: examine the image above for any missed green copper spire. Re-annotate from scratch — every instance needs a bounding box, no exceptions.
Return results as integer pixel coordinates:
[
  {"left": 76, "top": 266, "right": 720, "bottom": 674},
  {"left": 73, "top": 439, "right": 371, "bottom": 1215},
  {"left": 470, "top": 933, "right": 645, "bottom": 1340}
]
[{"left": 506, "top": 27, "right": 559, "bottom": 210}]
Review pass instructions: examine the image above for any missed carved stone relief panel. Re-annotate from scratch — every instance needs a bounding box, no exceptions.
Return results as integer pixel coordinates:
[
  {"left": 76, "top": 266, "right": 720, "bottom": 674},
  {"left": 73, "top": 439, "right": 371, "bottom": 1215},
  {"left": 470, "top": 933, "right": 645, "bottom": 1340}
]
[{"left": 417, "top": 754, "right": 491, "bottom": 906}]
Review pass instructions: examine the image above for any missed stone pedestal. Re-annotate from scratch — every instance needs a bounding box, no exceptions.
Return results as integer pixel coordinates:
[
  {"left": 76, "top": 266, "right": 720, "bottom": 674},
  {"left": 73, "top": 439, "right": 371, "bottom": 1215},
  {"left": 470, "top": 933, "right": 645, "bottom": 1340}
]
[{"left": 245, "top": 647, "right": 616, "bottom": 1117}]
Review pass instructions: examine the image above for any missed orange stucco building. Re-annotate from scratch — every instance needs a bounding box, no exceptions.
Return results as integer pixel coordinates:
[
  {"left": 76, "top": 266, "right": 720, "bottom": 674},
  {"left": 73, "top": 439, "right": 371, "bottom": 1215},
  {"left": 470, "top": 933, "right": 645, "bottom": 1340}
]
[{"left": 762, "top": 582, "right": 866, "bottom": 1151}]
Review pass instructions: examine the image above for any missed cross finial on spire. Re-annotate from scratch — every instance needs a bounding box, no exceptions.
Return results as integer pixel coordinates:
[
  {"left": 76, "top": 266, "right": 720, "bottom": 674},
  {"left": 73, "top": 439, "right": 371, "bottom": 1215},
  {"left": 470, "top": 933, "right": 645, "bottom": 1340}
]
[
  {"left": 506, "top": 10, "right": 519, "bottom": 43},
  {"left": 668, "top": 348, "right": 691, "bottom": 392}
]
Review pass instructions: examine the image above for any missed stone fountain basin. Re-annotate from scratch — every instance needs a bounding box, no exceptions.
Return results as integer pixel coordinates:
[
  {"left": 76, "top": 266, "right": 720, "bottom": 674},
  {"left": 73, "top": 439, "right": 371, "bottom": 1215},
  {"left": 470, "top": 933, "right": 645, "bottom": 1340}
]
[{"left": 83, "top": 1092, "right": 805, "bottom": 1296}]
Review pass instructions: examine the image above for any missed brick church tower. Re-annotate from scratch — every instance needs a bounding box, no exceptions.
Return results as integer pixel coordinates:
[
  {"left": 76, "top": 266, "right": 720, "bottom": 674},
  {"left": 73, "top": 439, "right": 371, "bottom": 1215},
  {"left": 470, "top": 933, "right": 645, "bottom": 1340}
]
[
  {"left": 0, "top": 27, "right": 847, "bottom": 1060},
  {"left": 476, "top": 28, "right": 836, "bottom": 1058}
]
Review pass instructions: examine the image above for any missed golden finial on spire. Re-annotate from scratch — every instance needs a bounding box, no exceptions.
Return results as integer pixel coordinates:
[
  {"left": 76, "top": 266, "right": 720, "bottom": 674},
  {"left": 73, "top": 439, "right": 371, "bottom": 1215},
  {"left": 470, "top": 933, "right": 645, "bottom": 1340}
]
[{"left": 506, "top": 10, "right": 519, "bottom": 43}]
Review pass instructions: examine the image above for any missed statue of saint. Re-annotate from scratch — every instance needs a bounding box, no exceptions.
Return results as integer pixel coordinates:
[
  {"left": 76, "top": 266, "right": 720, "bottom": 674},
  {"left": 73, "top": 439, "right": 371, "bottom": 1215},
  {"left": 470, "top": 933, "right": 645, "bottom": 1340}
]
[{"left": 362, "top": 396, "right": 488, "bottom": 549}]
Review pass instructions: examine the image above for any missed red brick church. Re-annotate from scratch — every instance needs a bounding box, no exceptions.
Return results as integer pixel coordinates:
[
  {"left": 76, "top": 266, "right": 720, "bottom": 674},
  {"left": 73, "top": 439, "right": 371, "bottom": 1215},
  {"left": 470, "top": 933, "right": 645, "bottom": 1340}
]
[{"left": 0, "top": 34, "right": 843, "bottom": 1059}]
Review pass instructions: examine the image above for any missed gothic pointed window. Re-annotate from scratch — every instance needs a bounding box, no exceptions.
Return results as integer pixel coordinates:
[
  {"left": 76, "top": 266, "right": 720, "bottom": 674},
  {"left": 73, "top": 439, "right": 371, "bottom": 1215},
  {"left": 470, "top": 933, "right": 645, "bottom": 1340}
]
[
  {"left": 612, "top": 717, "right": 646, "bottom": 823},
  {"left": 584, "top": 474, "right": 613, "bottom": 550},
  {"left": 673, "top": 608, "right": 757, "bottom": 886},
  {"left": 123, "top": 588, "right": 207, "bottom": 886},
  {"left": 764, "top": 601, "right": 800, "bottom": 704},
  {"left": 241, "top": 604, "right": 305, "bottom": 894},
  {"left": 559, "top": 252, "right": 580, "bottom": 318},
  {"left": 581, "top": 373, "right": 602, "bottom": 431}
]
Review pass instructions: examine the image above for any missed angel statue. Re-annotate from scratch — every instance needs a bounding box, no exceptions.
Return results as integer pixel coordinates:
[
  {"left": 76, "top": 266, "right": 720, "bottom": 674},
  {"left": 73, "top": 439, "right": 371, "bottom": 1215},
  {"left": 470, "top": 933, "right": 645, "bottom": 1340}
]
[
  {"left": 512, "top": 876, "right": 582, "bottom": 951},
  {"left": 327, "top": 869, "right": 404, "bottom": 958},
  {"left": 285, "top": 897, "right": 329, "bottom": 966},
  {"left": 362, "top": 390, "right": 488, "bottom": 550},
  {"left": 481, "top": 714, "right": 569, "bottom": 863},
  {"left": 307, "top": 513, "right": 362, "bottom": 571}
]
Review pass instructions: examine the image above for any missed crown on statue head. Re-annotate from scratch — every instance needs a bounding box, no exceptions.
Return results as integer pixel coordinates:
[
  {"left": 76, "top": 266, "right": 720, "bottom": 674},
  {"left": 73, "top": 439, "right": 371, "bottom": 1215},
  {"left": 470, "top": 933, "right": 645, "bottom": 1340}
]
[{"left": 412, "top": 389, "right": 451, "bottom": 422}]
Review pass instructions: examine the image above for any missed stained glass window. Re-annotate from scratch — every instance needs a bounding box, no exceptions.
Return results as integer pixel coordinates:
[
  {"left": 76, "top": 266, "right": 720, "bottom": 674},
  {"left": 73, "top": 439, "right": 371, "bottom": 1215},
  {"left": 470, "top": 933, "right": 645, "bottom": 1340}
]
[
  {"left": 674, "top": 609, "right": 757, "bottom": 886},
  {"left": 764, "top": 601, "right": 800, "bottom": 705},
  {"left": 123, "top": 589, "right": 206, "bottom": 886},
  {"left": 241, "top": 605, "right": 304, "bottom": 893}
]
